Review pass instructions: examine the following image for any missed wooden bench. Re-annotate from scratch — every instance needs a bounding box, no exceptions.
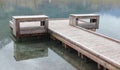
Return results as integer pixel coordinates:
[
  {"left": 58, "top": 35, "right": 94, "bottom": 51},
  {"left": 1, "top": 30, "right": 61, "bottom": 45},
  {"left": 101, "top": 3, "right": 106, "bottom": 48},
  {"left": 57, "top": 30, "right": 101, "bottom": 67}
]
[
  {"left": 69, "top": 14, "right": 99, "bottom": 29},
  {"left": 10, "top": 15, "right": 48, "bottom": 37}
]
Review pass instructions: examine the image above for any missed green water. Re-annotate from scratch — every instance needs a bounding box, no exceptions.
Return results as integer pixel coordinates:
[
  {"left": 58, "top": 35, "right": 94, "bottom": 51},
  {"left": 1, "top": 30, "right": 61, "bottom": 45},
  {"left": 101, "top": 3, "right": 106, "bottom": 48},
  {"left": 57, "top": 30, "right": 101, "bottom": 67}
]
[{"left": 0, "top": 0, "right": 120, "bottom": 70}]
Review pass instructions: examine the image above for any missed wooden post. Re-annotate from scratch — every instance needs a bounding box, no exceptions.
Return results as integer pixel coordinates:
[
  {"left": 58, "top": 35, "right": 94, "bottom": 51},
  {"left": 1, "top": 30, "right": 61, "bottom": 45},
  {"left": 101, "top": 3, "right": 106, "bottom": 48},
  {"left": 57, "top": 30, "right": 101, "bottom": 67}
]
[
  {"left": 97, "top": 64, "right": 101, "bottom": 70},
  {"left": 69, "top": 16, "right": 73, "bottom": 25},
  {"left": 45, "top": 19, "right": 48, "bottom": 32},
  {"left": 50, "top": 35, "right": 56, "bottom": 40},
  {"left": 76, "top": 18, "right": 79, "bottom": 25},
  {"left": 78, "top": 52, "right": 81, "bottom": 57},
  {"left": 15, "top": 19, "right": 20, "bottom": 37},
  {"left": 81, "top": 54, "right": 84, "bottom": 59},
  {"left": 103, "top": 67, "right": 107, "bottom": 70},
  {"left": 65, "top": 44, "right": 67, "bottom": 48},
  {"left": 62, "top": 43, "right": 67, "bottom": 48},
  {"left": 96, "top": 16, "right": 99, "bottom": 29}
]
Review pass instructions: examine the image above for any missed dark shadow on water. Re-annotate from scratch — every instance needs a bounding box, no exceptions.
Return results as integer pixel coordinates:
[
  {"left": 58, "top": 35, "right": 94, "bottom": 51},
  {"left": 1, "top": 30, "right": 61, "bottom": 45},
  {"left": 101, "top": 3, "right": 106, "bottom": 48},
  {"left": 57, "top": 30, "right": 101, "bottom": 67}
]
[
  {"left": 48, "top": 39, "right": 98, "bottom": 70},
  {"left": 13, "top": 35, "right": 51, "bottom": 61},
  {"left": 12, "top": 38, "right": 98, "bottom": 70},
  {"left": 14, "top": 40, "right": 48, "bottom": 61}
]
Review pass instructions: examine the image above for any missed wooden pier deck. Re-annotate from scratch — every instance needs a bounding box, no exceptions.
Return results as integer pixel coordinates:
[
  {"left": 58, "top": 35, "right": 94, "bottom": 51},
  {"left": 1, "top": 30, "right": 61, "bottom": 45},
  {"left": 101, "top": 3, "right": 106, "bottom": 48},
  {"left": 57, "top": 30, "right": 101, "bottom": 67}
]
[
  {"left": 49, "top": 19, "right": 120, "bottom": 70},
  {"left": 9, "top": 15, "right": 120, "bottom": 70}
]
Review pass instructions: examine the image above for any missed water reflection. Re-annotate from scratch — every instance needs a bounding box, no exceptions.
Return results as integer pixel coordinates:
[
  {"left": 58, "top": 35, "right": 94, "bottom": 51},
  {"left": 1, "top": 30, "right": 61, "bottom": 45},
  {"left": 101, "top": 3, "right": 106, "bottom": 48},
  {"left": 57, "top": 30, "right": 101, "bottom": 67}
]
[
  {"left": 49, "top": 40, "right": 98, "bottom": 70},
  {"left": 0, "top": 39, "right": 99, "bottom": 70},
  {"left": 0, "top": 40, "right": 77, "bottom": 70},
  {"left": 14, "top": 42, "right": 48, "bottom": 61},
  {"left": 0, "top": 0, "right": 120, "bottom": 70},
  {"left": 0, "top": 0, "right": 120, "bottom": 44}
]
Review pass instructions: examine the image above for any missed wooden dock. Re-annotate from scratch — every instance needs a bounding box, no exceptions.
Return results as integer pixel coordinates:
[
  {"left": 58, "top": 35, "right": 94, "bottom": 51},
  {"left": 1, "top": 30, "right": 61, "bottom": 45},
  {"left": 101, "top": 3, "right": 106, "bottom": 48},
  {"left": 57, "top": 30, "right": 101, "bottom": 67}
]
[
  {"left": 49, "top": 19, "right": 120, "bottom": 70},
  {"left": 9, "top": 15, "right": 120, "bottom": 70}
]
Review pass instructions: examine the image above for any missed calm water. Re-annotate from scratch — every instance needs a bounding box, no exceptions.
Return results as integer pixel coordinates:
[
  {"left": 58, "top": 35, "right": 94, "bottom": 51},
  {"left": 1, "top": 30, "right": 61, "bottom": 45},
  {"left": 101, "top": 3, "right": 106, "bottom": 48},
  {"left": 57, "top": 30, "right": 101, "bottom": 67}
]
[{"left": 0, "top": 0, "right": 120, "bottom": 70}]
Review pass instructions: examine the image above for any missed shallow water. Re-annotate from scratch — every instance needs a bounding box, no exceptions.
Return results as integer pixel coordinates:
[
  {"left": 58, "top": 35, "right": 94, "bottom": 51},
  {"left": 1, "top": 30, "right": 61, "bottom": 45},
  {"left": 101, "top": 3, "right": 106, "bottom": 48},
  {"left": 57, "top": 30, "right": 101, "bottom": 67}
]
[{"left": 0, "top": 0, "right": 120, "bottom": 70}]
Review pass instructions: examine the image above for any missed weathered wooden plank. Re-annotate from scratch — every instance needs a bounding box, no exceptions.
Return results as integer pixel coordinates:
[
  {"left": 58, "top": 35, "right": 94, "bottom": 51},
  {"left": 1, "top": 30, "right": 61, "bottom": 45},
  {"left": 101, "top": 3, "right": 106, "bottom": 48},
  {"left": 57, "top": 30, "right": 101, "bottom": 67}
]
[
  {"left": 49, "top": 31, "right": 119, "bottom": 70},
  {"left": 49, "top": 19, "right": 120, "bottom": 70},
  {"left": 12, "top": 15, "right": 48, "bottom": 19}
]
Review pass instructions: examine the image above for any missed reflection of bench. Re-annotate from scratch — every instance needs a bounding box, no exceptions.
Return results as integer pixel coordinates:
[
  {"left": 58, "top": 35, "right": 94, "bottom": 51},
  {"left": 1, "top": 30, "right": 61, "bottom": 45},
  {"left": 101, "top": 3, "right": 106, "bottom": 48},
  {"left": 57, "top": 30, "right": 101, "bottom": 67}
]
[
  {"left": 9, "top": 15, "right": 48, "bottom": 37},
  {"left": 69, "top": 14, "right": 99, "bottom": 29},
  {"left": 14, "top": 42, "right": 48, "bottom": 61}
]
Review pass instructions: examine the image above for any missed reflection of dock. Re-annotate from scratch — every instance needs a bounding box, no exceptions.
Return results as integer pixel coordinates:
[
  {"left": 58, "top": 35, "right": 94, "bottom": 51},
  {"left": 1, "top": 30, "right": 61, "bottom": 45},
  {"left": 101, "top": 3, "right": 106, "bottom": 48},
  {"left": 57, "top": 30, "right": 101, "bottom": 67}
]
[
  {"left": 49, "top": 41, "right": 97, "bottom": 70},
  {"left": 9, "top": 14, "right": 120, "bottom": 70},
  {"left": 14, "top": 42, "right": 48, "bottom": 61}
]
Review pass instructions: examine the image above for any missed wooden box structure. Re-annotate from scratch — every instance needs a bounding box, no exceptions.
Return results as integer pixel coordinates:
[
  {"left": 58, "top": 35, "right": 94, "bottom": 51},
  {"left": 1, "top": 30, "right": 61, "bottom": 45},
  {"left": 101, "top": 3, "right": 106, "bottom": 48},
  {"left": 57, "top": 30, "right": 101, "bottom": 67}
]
[
  {"left": 9, "top": 15, "right": 48, "bottom": 38},
  {"left": 69, "top": 14, "right": 99, "bottom": 29}
]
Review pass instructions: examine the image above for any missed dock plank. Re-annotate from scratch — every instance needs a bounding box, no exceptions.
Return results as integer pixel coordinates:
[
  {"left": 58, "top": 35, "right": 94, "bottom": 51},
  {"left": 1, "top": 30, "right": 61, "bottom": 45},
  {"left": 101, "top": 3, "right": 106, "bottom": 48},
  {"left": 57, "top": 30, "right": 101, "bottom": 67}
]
[{"left": 49, "top": 19, "right": 120, "bottom": 70}]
